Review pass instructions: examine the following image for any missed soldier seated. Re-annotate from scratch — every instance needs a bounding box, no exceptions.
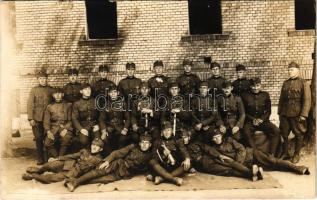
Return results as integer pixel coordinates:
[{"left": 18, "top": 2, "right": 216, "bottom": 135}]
[
  {"left": 22, "top": 138, "right": 104, "bottom": 184},
  {"left": 64, "top": 134, "right": 153, "bottom": 192},
  {"left": 148, "top": 121, "right": 191, "bottom": 186},
  {"left": 43, "top": 87, "right": 73, "bottom": 158}
]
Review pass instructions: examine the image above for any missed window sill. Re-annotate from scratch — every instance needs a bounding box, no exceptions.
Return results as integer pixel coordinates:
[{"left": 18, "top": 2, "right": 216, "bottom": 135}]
[
  {"left": 287, "top": 29, "right": 315, "bottom": 37},
  {"left": 181, "top": 32, "right": 231, "bottom": 42},
  {"left": 78, "top": 38, "right": 124, "bottom": 46}
]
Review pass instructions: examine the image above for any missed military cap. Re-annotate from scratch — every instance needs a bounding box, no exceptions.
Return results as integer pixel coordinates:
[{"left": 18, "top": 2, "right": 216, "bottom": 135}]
[
  {"left": 222, "top": 80, "right": 232, "bottom": 88},
  {"left": 126, "top": 62, "right": 136, "bottom": 70},
  {"left": 236, "top": 64, "right": 246, "bottom": 71},
  {"left": 210, "top": 129, "right": 223, "bottom": 138},
  {"left": 91, "top": 138, "right": 104, "bottom": 147},
  {"left": 80, "top": 83, "right": 91, "bottom": 90},
  {"left": 153, "top": 60, "right": 164, "bottom": 68},
  {"left": 37, "top": 70, "right": 48, "bottom": 78},
  {"left": 139, "top": 134, "right": 152, "bottom": 142},
  {"left": 250, "top": 77, "right": 261, "bottom": 86},
  {"left": 200, "top": 81, "right": 209, "bottom": 88},
  {"left": 140, "top": 81, "right": 149, "bottom": 88},
  {"left": 108, "top": 84, "right": 118, "bottom": 92},
  {"left": 52, "top": 87, "right": 64, "bottom": 94},
  {"left": 169, "top": 82, "right": 179, "bottom": 88},
  {"left": 182, "top": 59, "right": 193, "bottom": 66},
  {"left": 99, "top": 65, "right": 110, "bottom": 72},
  {"left": 162, "top": 121, "right": 173, "bottom": 130},
  {"left": 210, "top": 62, "right": 221, "bottom": 69},
  {"left": 67, "top": 68, "right": 79, "bottom": 76},
  {"left": 288, "top": 62, "right": 300, "bottom": 69}
]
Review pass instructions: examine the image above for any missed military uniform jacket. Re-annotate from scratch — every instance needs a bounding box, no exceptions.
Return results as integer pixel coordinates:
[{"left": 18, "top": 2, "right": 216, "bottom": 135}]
[
  {"left": 191, "top": 95, "right": 223, "bottom": 127},
  {"left": 206, "top": 76, "right": 226, "bottom": 95},
  {"left": 99, "top": 98, "right": 130, "bottom": 132},
  {"left": 278, "top": 77, "right": 311, "bottom": 118},
  {"left": 153, "top": 137, "right": 190, "bottom": 166},
  {"left": 118, "top": 76, "right": 142, "bottom": 100},
  {"left": 232, "top": 78, "right": 251, "bottom": 96},
  {"left": 148, "top": 75, "right": 170, "bottom": 97},
  {"left": 58, "top": 149, "right": 103, "bottom": 171},
  {"left": 218, "top": 94, "right": 246, "bottom": 129},
  {"left": 72, "top": 97, "right": 99, "bottom": 131},
  {"left": 63, "top": 82, "right": 82, "bottom": 103},
  {"left": 212, "top": 137, "right": 247, "bottom": 163},
  {"left": 92, "top": 78, "right": 116, "bottom": 97},
  {"left": 176, "top": 73, "right": 201, "bottom": 96},
  {"left": 27, "top": 85, "right": 53, "bottom": 122},
  {"left": 187, "top": 141, "right": 221, "bottom": 163},
  {"left": 43, "top": 101, "right": 73, "bottom": 133},
  {"left": 104, "top": 144, "right": 152, "bottom": 173},
  {"left": 131, "top": 95, "right": 160, "bottom": 128},
  {"left": 241, "top": 91, "right": 271, "bottom": 122}
]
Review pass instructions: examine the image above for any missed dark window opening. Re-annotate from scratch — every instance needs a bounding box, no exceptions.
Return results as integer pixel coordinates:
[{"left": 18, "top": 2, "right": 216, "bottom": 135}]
[
  {"left": 85, "top": 0, "right": 118, "bottom": 39},
  {"left": 295, "top": 0, "right": 315, "bottom": 30},
  {"left": 188, "top": 0, "right": 222, "bottom": 35}
]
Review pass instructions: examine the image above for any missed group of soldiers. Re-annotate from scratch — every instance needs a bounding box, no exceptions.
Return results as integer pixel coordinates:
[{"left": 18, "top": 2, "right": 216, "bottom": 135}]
[{"left": 22, "top": 59, "right": 311, "bottom": 191}]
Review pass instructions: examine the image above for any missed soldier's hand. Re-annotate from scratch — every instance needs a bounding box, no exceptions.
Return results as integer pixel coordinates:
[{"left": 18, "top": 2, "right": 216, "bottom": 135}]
[
  {"left": 203, "top": 126, "right": 210, "bottom": 131},
  {"left": 29, "top": 120, "right": 36, "bottom": 127},
  {"left": 121, "top": 128, "right": 128, "bottom": 135},
  {"left": 219, "top": 154, "right": 233, "bottom": 163},
  {"left": 299, "top": 116, "right": 306, "bottom": 122},
  {"left": 60, "top": 129, "right": 68, "bottom": 137},
  {"left": 257, "top": 119, "right": 263, "bottom": 125},
  {"left": 48, "top": 157, "right": 58, "bottom": 162},
  {"left": 47, "top": 130, "right": 55, "bottom": 140},
  {"left": 182, "top": 158, "right": 191, "bottom": 171},
  {"left": 232, "top": 126, "right": 240, "bottom": 134},
  {"left": 171, "top": 108, "right": 181, "bottom": 114},
  {"left": 93, "top": 125, "right": 100, "bottom": 132},
  {"left": 219, "top": 125, "right": 226, "bottom": 133},
  {"left": 99, "top": 161, "right": 110, "bottom": 170},
  {"left": 80, "top": 129, "right": 89, "bottom": 136},
  {"left": 195, "top": 123, "right": 203, "bottom": 131},
  {"left": 253, "top": 119, "right": 259, "bottom": 126},
  {"left": 132, "top": 124, "right": 139, "bottom": 132},
  {"left": 101, "top": 129, "right": 109, "bottom": 140}
]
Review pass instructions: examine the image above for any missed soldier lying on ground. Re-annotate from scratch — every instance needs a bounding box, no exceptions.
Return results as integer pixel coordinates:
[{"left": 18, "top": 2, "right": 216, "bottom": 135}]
[
  {"left": 147, "top": 121, "right": 191, "bottom": 186},
  {"left": 22, "top": 138, "right": 104, "bottom": 184},
  {"left": 64, "top": 134, "right": 153, "bottom": 192}
]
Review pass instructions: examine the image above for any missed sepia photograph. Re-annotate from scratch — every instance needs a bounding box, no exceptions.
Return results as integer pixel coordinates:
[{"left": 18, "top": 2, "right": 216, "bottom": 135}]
[{"left": 0, "top": 0, "right": 315, "bottom": 199}]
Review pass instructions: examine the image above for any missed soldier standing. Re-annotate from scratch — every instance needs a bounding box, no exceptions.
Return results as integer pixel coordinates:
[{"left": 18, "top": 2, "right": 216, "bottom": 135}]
[
  {"left": 232, "top": 64, "right": 251, "bottom": 96},
  {"left": 176, "top": 59, "right": 201, "bottom": 97},
  {"left": 218, "top": 81, "right": 246, "bottom": 142},
  {"left": 43, "top": 87, "right": 73, "bottom": 158},
  {"left": 92, "top": 64, "right": 115, "bottom": 98},
  {"left": 278, "top": 62, "right": 311, "bottom": 163},
  {"left": 72, "top": 83, "right": 100, "bottom": 149},
  {"left": 206, "top": 62, "right": 226, "bottom": 96},
  {"left": 148, "top": 60, "right": 170, "bottom": 98},
  {"left": 63, "top": 68, "right": 82, "bottom": 104},
  {"left": 27, "top": 70, "right": 53, "bottom": 165},
  {"left": 241, "top": 78, "right": 280, "bottom": 156}
]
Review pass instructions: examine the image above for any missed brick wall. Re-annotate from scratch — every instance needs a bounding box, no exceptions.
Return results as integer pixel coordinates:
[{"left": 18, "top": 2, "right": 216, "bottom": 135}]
[{"left": 14, "top": 0, "right": 315, "bottom": 113}]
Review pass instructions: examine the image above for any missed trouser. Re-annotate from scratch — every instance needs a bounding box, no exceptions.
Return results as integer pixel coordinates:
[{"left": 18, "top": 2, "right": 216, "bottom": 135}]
[
  {"left": 149, "top": 159, "right": 185, "bottom": 184},
  {"left": 78, "top": 124, "right": 101, "bottom": 150},
  {"left": 44, "top": 127, "right": 73, "bottom": 158},
  {"left": 104, "top": 124, "right": 131, "bottom": 149},
  {"left": 31, "top": 121, "right": 45, "bottom": 163},
  {"left": 279, "top": 116, "right": 305, "bottom": 157},
  {"left": 253, "top": 149, "right": 305, "bottom": 174},
  {"left": 243, "top": 121, "right": 280, "bottom": 155},
  {"left": 28, "top": 160, "right": 66, "bottom": 183}
]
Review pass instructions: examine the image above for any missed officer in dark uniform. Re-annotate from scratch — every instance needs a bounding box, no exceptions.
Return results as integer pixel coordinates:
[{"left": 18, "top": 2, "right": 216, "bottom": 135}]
[
  {"left": 278, "top": 62, "right": 311, "bottom": 163},
  {"left": 72, "top": 83, "right": 100, "bottom": 150},
  {"left": 161, "top": 82, "right": 193, "bottom": 139},
  {"left": 27, "top": 70, "right": 53, "bottom": 165},
  {"left": 63, "top": 68, "right": 82, "bottom": 103},
  {"left": 22, "top": 138, "right": 104, "bottom": 184},
  {"left": 149, "top": 121, "right": 191, "bottom": 186},
  {"left": 148, "top": 60, "right": 170, "bottom": 98},
  {"left": 218, "top": 81, "right": 246, "bottom": 142},
  {"left": 99, "top": 85, "right": 131, "bottom": 152},
  {"left": 131, "top": 81, "right": 161, "bottom": 141},
  {"left": 92, "top": 64, "right": 116, "bottom": 98},
  {"left": 241, "top": 78, "right": 280, "bottom": 156},
  {"left": 191, "top": 81, "right": 224, "bottom": 142},
  {"left": 176, "top": 59, "right": 201, "bottom": 97},
  {"left": 232, "top": 64, "right": 251, "bottom": 96},
  {"left": 206, "top": 62, "right": 226, "bottom": 96},
  {"left": 64, "top": 134, "right": 153, "bottom": 192},
  {"left": 118, "top": 62, "right": 142, "bottom": 106},
  {"left": 43, "top": 87, "right": 73, "bottom": 158}
]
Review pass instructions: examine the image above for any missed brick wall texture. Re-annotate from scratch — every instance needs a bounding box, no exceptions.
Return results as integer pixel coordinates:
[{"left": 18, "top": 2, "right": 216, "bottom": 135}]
[{"left": 14, "top": 0, "right": 315, "bottom": 113}]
